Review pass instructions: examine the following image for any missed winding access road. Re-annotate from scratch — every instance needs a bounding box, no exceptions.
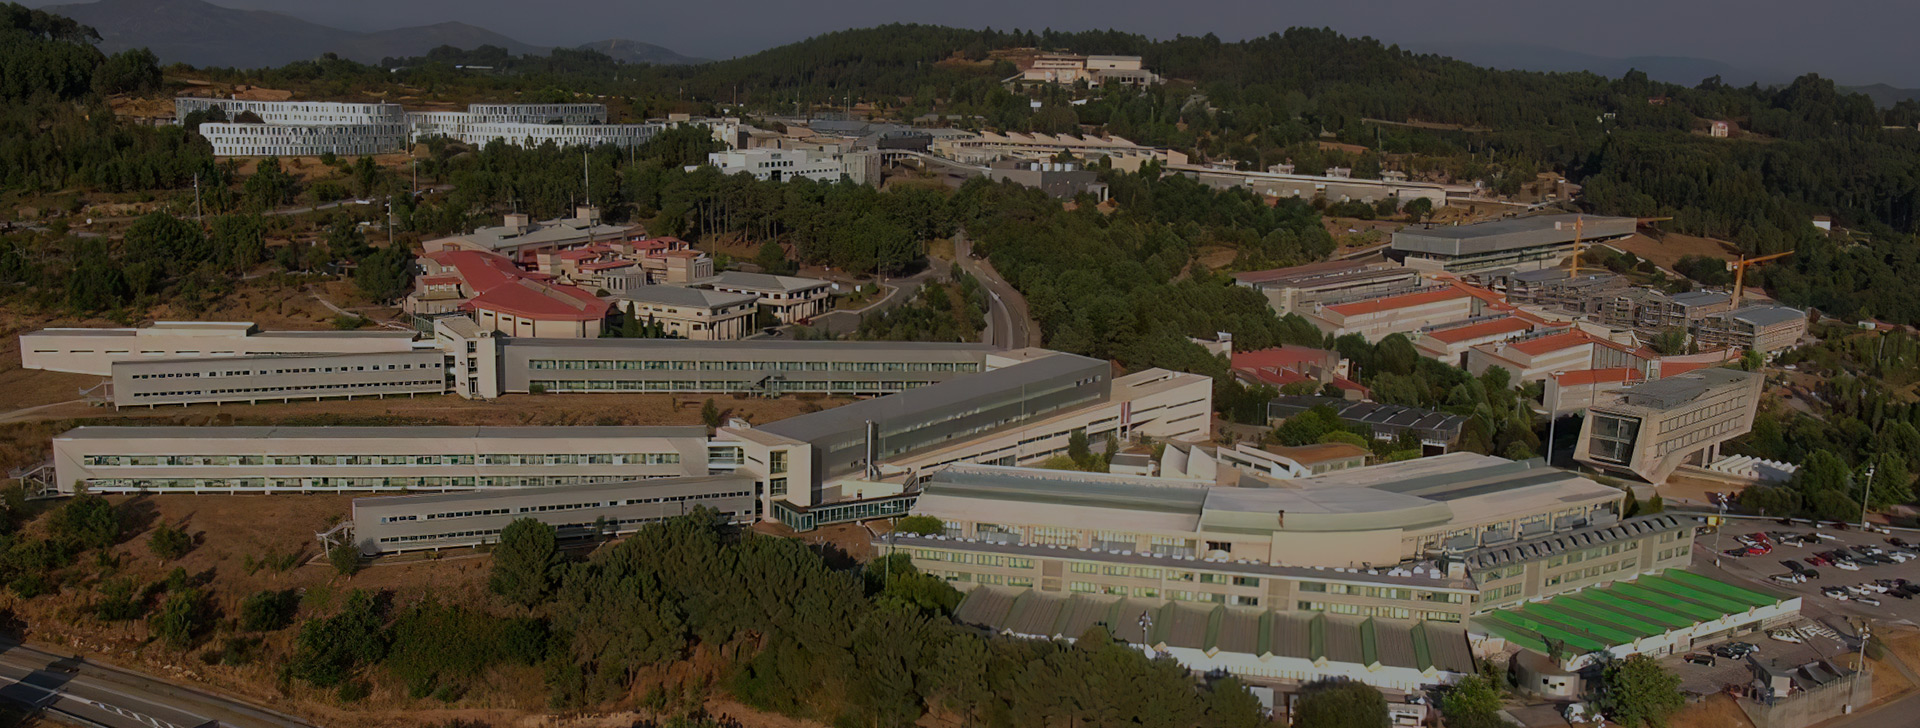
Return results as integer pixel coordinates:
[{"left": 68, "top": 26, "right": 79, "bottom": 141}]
[
  {"left": 953, "top": 231, "right": 1039, "bottom": 350},
  {"left": 0, "top": 639, "right": 309, "bottom": 728}
]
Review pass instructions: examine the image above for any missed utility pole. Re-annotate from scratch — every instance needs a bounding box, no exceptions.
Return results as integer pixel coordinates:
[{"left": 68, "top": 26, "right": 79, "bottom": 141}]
[
  {"left": 1860, "top": 464, "right": 1877, "bottom": 529},
  {"left": 193, "top": 173, "right": 203, "bottom": 223},
  {"left": 1547, "top": 371, "right": 1566, "bottom": 465}
]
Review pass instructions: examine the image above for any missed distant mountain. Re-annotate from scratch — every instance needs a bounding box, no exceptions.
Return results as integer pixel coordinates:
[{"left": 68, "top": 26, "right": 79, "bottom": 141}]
[
  {"left": 340, "top": 21, "right": 544, "bottom": 63},
  {"left": 1845, "top": 83, "right": 1920, "bottom": 108},
  {"left": 40, "top": 0, "right": 687, "bottom": 69},
  {"left": 576, "top": 39, "right": 706, "bottom": 65},
  {"left": 1407, "top": 40, "right": 1783, "bottom": 88}
]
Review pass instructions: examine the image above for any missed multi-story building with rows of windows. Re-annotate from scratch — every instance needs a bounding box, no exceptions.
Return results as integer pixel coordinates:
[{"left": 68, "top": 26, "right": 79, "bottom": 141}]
[
  {"left": 51, "top": 426, "right": 713, "bottom": 495},
  {"left": 177, "top": 97, "right": 738, "bottom": 156},
  {"left": 1575, "top": 368, "right": 1763, "bottom": 483},
  {"left": 885, "top": 455, "right": 1636, "bottom": 617}
]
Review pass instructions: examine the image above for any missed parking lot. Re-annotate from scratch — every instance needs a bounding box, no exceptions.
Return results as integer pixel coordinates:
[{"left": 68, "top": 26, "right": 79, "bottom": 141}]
[{"left": 1692, "top": 517, "right": 1920, "bottom": 624}]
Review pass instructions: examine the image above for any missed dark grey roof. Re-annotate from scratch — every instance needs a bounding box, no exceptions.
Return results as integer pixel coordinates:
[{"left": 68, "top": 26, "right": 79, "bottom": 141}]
[
  {"left": 918, "top": 466, "right": 1211, "bottom": 516},
  {"left": 500, "top": 338, "right": 993, "bottom": 354},
  {"left": 1392, "top": 214, "right": 1638, "bottom": 257},
  {"left": 1670, "top": 290, "right": 1731, "bottom": 307},
  {"left": 1611, "top": 368, "right": 1758, "bottom": 411},
  {"left": 612, "top": 285, "right": 757, "bottom": 308},
  {"left": 1727, "top": 305, "right": 1806, "bottom": 327},
  {"left": 757, "top": 353, "right": 1107, "bottom": 441},
  {"left": 702, "top": 271, "right": 831, "bottom": 293},
  {"left": 1465, "top": 514, "right": 1694, "bottom": 571},
  {"left": 1268, "top": 396, "right": 1467, "bottom": 440}
]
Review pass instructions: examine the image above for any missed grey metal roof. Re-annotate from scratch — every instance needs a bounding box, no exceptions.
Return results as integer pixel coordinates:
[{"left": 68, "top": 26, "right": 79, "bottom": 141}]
[
  {"left": 1612, "top": 368, "right": 1758, "bottom": 411},
  {"left": 501, "top": 338, "right": 993, "bottom": 354},
  {"left": 884, "top": 532, "right": 1475, "bottom": 591},
  {"left": 703, "top": 271, "right": 831, "bottom": 293},
  {"left": 1465, "top": 513, "right": 1694, "bottom": 571},
  {"left": 756, "top": 352, "right": 1106, "bottom": 441},
  {"left": 1267, "top": 396, "right": 1467, "bottom": 439},
  {"left": 1670, "top": 290, "right": 1731, "bottom": 307},
  {"left": 1392, "top": 214, "right": 1638, "bottom": 257},
  {"left": 1727, "top": 305, "right": 1806, "bottom": 327},
  {"left": 919, "top": 466, "right": 1212, "bottom": 516},
  {"left": 955, "top": 587, "right": 1475, "bottom": 674},
  {"left": 613, "top": 285, "right": 757, "bottom": 309},
  {"left": 55, "top": 425, "right": 707, "bottom": 440}
]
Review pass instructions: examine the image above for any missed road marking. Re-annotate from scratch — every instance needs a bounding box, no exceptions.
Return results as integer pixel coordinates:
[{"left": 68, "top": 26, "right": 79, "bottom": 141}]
[{"left": 79, "top": 697, "right": 183, "bottom": 728}]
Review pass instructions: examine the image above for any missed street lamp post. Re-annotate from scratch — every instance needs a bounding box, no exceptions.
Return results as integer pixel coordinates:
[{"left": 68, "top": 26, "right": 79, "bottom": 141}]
[
  {"left": 1860, "top": 464, "right": 1877, "bottom": 530},
  {"left": 1713, "top": 498, "right": 1728, "bottom": 568},
  {"left": 1547, "top": 371, "right": 1566, "bottom": 465}
]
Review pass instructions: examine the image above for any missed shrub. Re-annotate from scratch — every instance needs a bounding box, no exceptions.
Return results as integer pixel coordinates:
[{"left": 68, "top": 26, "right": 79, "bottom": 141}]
[
  {"left": 94, "top": 577, "right": 147, "bottom": 621},
  {"left": 149, "top": 587, "right": 210, "bottom": 648},
  {"left": 329, "top": 546, "right": 361, "bottom": 577},
  {"left": 894, "top": 515, "right": 944, "bottom": 536},
  {"left": 240, "top": 589, "right": 299, "bottom": 632},
  {"left": 147, "top": 523, "right": 192, "bottom": 561},
  {"left": 49, "top": 495, "right": 119, "bottom": 551}
]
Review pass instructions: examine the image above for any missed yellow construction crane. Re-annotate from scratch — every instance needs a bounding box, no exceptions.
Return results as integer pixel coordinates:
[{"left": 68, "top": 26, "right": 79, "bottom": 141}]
[
  {"left": 1567, "top": 215, "right": 1586, "bottom": 277},
  {"left": 1732, "top": 250, "right": 1794, "bottom": 307}
]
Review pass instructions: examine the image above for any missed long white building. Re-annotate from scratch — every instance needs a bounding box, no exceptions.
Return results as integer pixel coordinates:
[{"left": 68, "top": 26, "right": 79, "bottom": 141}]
[{"left": 176, "top": 97, "right": 739, "bottom": 156}]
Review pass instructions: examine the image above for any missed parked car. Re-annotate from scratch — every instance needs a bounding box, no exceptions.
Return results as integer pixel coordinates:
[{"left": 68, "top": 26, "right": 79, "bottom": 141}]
[
  {"left": 1770, "top": 573, "right": 1805, "bottom": 586},
  {"left": 1859, "top": 596, "right": 1883, "bottom": 607},
  {"left": 1769, "top": 630, "right": 1803, "bottom": 643},
  {"left": 1816, "top": 532, "right": 1840, "bottom": 541},
  {"left": 1807, "top": 554, "right": 1831, "bottom": 567},
  {"left": 1684, "top": 653, "right": 1717, "bottom": 666},
  {"left": 1833, "top": 559, "right": 1861, "bottom": 571},
  {"left": 1823, "top": 587, "right": 1851, "bottom": 600},
  {"left": 1801, "top": 568, "right": 1822, "bottom": 580},
  {"left": 1781, "top": 559, "right": 1805, "bottom": 572},
  {"left": 1890, "top": 537, "right": 1911, "bottom": 549}
]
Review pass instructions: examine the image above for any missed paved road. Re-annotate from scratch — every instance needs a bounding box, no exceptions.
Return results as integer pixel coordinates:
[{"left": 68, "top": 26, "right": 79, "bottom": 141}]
[
  {"left": 953, "top": 231, "right": 1038, "bottom": 350},
  {"left": 808, "top": 256, "right": 952, "bottom": 337},
  {"left": 0, "top": 639, "right": 309, "bottom": 727}
]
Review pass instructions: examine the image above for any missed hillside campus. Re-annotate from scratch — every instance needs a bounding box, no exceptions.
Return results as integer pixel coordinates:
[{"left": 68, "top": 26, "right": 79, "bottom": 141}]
[
  {"left": 19, "top": 331, "right": 1797, "bottom": 714},
  {"left": 10, "top": 191, "right": 1811, "bottom": 714}
]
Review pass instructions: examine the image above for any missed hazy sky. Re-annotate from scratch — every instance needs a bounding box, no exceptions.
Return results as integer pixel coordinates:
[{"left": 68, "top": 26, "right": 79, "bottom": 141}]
[{"left": 58, "top": 0, "right": 1920, "bottom": 86}]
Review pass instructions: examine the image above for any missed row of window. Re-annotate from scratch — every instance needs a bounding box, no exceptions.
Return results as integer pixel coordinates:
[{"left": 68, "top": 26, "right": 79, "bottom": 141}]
[
  {"left": 84, "top": 474, "right": 682, "bottom": 490},
  {"left": 1298, "top": 582, "right": 1467, "bottom": 604},
  {"left": 1294, "top": 601, "right": 1463, "bottom": 623},
  {"left": 130, "top": 379, "right": 444, "bottom": 399},
  {"left": 83, "top": 452, "right": 680, "bottom": 467},
  {"left": 528, "top": 379, "right": 937, "bottom": 393},
  {"left": 379, "top": 490, "right": 756, "bottom": 524},
  {"left": 128, "top": 362, "right": 438, "bottom": 380},
  {"left": 1545, "top": 539, "right": 1641, "bottom": 569},
  {"left": 1543, "top": 557, "right": 1640, "bottom": 587},
  {"left": 1657, "top": 396, "right": 1751, "bottom": 434},
  {"left": 528, "top": 359, "right": 978, "bottom": 373}
]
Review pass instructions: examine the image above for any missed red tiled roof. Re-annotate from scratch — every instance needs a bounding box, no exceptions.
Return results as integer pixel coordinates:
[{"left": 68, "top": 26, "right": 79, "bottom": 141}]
[
  {"left": 1658, "top": 360, "right": 1716, "bottom": 377},
  {"left": 1553, "top": 367, "right": 1644, "bottom": 386},
  {"left": 1242, "top": 368, "right": 1312, "bottom": 387},
  {"left": 662, "top": 249, "right": 702, "bottom": 258},
  {"left": 425, "top": 249, "right": 609, "bottom": 322},
  {"left": 1507, "top": 331, "right": 1592, "bottom": 356},
  {"left": 1323, "top": 287, "right": 1468, "bottom": 316},
  {"left": 420, "top": 275, "right": 460, "bottom": 285},
  {"left": 465, "top": 279, "right": 609, "bottom": 322},
  {"left": 1426, "top": 316, "right": 1532, "bottom": 344},
  {"left": 1231, "top": 346, "right": 1333, "bottom": 373}
]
